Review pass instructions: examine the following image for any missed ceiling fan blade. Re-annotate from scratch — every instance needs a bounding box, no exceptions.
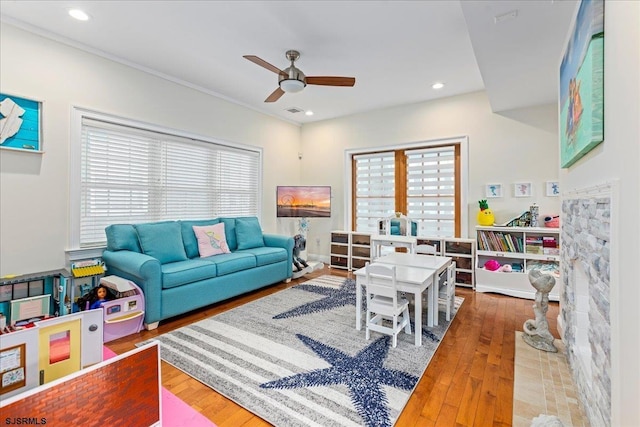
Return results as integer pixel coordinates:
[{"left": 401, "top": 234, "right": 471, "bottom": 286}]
[
  {"left": 243, "top": 55, "right": 284, "bottom": 75},
  {"left": 306, "top": 76, "right": 356, "bottom": 87},
  {"left": 265, "top": 87, "right": 285, "bottom": 103}
]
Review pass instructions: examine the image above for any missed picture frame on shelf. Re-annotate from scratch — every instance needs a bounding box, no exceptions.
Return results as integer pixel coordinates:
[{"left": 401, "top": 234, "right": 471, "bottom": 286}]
[
  {"left": 485, "top": 183, "right": 502, "bottom": 198},
  {"left": 546, "top": 181, "right": 560, "bottom": 197},
  {"left": 0, "top": 93, "right": 43, "bottom": 153},
  {"left": 514, "top": 182, "right": 532, "bottom": 198}
]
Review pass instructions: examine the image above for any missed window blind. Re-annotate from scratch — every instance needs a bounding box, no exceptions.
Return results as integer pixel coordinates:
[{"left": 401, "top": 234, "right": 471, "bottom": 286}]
[
  {"left": 405, "top": 146, "right": 455, "bottom": 237},
  {"left": 79, "top": 118, "right": 260, "bottom": 248},
  {"left": 353, "top": 152, "right": 396, "bottom": 232}
]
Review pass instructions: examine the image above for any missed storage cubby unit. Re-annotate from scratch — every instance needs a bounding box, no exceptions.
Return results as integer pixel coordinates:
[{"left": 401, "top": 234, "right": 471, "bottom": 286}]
[
  {"left": 416, "top": 237, "right": 443, "bottom": 253},
  {"left": 413, "top": 236, "right": 476, "bottom": 288},
  {"left": 475, "top": 226, "right": 560, "bottom": 300},
  {"left": 350, "top": 232, "right": 372, "bottom": 270},
  {"left": 329, "top": 231, "right": 372, "bottom": 271},
  {"left": 443, "top": 238, "right": 476, "bottom": 288},
  {"left": 329, "top": 231, "right": 350, "bottom": 270}
]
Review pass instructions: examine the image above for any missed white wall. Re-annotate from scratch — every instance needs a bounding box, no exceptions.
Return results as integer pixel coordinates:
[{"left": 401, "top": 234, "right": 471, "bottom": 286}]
[
  {"left": 300, "top": 91, "right": 561, "bottom": 256},
  {"left": 560, "top": 1, "right": 640, "bottom": 425},
  {"left": 0, "top": 24, "right": 301, "bottom": 276}
]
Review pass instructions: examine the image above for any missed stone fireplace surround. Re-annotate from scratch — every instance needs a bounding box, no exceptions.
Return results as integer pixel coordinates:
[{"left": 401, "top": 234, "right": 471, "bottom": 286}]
[{"left": 560, "top": 189, "right": 611, "bottom": 426}]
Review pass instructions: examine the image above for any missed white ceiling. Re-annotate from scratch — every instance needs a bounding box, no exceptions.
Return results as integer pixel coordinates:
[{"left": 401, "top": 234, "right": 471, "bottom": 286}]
[{"left": 0, "top": 0, "right": 577, "bottom": 124}]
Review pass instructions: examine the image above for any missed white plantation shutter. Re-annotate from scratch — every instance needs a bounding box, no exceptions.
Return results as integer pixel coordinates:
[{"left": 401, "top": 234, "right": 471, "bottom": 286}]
[
  {"left": 353, "top": 152, "right": 396, "bottom": 232},
  {"left": 80, "top": 118, "right": 260, "bottom": 247},
  {"left": 406, "top": 146, "right": 455, "bottom": 237}
]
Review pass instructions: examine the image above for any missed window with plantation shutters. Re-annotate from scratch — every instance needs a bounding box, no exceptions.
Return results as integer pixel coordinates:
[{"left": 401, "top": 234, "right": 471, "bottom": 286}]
[
  {"left": 78, "top": 117, "right": 260, "bottom": 248},
  {"left": 351, "top": 139, "right": 465, "bottom": 237}
]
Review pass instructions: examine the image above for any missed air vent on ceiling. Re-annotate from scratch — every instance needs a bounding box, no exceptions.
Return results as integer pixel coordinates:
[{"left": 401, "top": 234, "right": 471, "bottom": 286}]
[
  {"left": 494, "top": 9, "right": 518, "bottom": 23},
  {"left": 285, "top": 107, "right": 305, "bottom": 114}
]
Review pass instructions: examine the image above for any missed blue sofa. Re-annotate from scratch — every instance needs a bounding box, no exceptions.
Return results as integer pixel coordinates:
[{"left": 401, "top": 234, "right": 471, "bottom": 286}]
[{"left": 102, "top": 217, "right": 293, "bottom": 329}]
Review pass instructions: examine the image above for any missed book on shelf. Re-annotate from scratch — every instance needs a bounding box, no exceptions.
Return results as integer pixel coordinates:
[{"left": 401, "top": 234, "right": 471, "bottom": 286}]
[
  {"left": 478, "top": 230, "right": 524, "bottom": 253},
  {"left": 542, "top": 236, "right": 559, "bottom": 255},
  {"left": 525, "top": 236, "right": 543, "bottom": 254}
]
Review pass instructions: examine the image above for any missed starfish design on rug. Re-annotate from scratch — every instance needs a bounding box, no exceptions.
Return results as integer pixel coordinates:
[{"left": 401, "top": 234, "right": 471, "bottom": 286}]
[
  {"left": 273, "top": 278, "right": 363, "bottom": 319},
  {"left": 260, "top": 333, "right": 418, "bottom": 427}
]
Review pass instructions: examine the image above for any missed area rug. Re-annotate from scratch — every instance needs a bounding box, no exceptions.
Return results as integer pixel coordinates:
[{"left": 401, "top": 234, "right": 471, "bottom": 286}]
[{"left": 143, "top": 275, "right": 463, "bottom": 427}]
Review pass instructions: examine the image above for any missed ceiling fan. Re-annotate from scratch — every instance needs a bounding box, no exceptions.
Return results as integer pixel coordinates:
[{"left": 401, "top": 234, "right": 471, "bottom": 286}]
[{"left": 243, "top": 50, "right": 356, "bottom": 102}]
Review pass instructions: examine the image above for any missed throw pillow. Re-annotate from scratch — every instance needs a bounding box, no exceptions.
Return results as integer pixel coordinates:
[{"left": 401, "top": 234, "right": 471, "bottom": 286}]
[
  {"left": 180, "top": 219, "right": 220, "bottom": 258},
  {"left": 135, "top": 222, "right": 188, "bottom": 264},
  {"left": 235, "top": 217, "right": 265, "bottom": 250},
  {"left": 105, "top": 224, "right": 142, "bottom": 252},
  {"left": 193, "top": 223, "right": 230, "bottom": 257}
]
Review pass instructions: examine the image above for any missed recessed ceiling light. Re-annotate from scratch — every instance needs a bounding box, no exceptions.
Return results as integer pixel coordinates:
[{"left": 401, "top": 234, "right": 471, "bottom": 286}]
[
  {"left": 305, "top": 110, "right": 314, "bottom": 116},
  {"left": 432, "top": 82, "right": 445, "bottom": 90},
  {"left": 68, "top": 9, "right": 90, "bottom": 21}
]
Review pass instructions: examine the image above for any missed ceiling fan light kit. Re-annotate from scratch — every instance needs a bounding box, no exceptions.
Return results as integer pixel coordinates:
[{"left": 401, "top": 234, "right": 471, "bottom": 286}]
[
  {"left": 280, "top": 79, "right": 305, "bottom": 93},
  {"left": 243, "top": 49, "right": 355, "bottom": 102}
]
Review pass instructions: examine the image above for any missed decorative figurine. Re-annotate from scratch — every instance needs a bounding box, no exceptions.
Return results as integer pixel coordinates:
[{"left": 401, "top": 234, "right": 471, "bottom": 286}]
[
  {"left": 529, "top": 203, "right": 540, "bottom": 227},
  {"left": 477, "top": 200, "right": 495, "bottom": 226},
  {"left": 522, "top": 269, "right": 558, "bottom": 352},
  {"left": 292, "top": 234, "right": 309, "bottom": 272}
]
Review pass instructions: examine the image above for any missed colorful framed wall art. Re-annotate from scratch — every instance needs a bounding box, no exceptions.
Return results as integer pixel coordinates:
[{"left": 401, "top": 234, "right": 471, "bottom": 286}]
[
  {"left": 514, "top": 182, "right": 532, "bottom": 198},
  {"left": 559, "top": 0, "right": 604, "bottom": 168},
  {"left": 0, "top": 93, "right": 43, "bottom": 152},
  {"left": 546, "top": 181, "right": 560, "bottom": 196},
  {"left": 485, "top": 183, "right": 502, "bottom": 198}
]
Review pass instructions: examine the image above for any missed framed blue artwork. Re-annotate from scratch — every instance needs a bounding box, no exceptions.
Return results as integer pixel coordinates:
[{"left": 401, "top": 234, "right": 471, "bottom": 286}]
[
  {"left": 0, "top": 93, "right": 43, "bottom": 152},
  {"left": 559, "top": 0, "right": 604, "bottom": 168}
]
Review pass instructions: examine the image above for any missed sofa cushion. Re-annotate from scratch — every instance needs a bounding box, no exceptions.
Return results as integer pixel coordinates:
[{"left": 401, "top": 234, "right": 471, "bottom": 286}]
[
  {"left": 203, "top": 252, "right": 256, "bottom": 276},
  {"left": 235, "top": 217, "right": 265, "bottom": 250},
  {"left": 219, "top": 218, "right": 238, "bottom": 251},
  {"left": 105, "top": 224, "right": 141, "bottom": 252},
  {"left": 161, "top": 259, "right": 218, "bottom": 289},
  {"left": 135, "top": 222, "right": 188, "bottom": 264},
  {"left": 180, "top": 219, "right": 220, "bottom": 258},
  {"left": 193, "top": 223, "right": 230, "bottom": 257},
  {"left": 236, "top": 247, "right": 288, "bottom": 267}
]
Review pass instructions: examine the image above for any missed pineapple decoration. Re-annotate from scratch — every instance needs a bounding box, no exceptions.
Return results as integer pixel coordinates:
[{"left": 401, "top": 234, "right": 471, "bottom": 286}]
[{"left": 477, "top": 199, "right": 495, "bottom": 226}]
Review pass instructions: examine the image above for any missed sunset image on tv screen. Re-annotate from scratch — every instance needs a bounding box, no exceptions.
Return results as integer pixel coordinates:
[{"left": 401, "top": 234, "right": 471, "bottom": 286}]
[{"left": 277, "top": 186, "right": 331, "bottom": 218}]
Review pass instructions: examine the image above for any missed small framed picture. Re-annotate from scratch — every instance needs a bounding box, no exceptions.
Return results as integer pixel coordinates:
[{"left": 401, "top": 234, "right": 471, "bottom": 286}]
[
  {"left": 546, "top": 181, "right": 560, "bottom": 196},
  {"left": 514, "top": 182, "right": 532, "bottom": 198},
  {"left": 485, "top": 183, "right": 502, "bottom": 198}
]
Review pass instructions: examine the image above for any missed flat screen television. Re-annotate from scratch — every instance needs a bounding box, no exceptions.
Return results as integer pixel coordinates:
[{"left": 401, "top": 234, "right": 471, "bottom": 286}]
[{"left": 277, "top": 186, "right": 331, "bottom": 218}]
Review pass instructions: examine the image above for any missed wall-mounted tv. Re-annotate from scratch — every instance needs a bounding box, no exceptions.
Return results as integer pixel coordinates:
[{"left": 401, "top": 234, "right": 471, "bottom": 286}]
[{"left": 277, "top": 186, "right": 331, "bottom": 218}]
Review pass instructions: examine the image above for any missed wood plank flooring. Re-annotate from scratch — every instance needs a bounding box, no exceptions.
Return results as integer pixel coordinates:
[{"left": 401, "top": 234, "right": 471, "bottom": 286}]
[{"left": 107, "top": 267, "right": 558, "bottom": 427}]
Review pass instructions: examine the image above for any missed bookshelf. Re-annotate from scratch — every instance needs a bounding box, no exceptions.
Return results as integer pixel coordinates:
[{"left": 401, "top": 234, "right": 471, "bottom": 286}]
[{"left": 475, "top": 226, "right": 560, "bottom": 300}]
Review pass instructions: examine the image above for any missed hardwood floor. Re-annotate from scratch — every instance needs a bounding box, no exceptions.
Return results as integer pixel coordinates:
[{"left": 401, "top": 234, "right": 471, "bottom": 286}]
[{"left": 108, "top": 266, "right": 559, "bottom": 427}]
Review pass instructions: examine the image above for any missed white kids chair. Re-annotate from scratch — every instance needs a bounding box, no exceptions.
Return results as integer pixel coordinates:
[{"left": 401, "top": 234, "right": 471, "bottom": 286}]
[
  {"left": 364, "top": 262, "right": 412, "bottom": 347},
  {"left": 439, "top": 261, "right": 457, "bottom": 321}
]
